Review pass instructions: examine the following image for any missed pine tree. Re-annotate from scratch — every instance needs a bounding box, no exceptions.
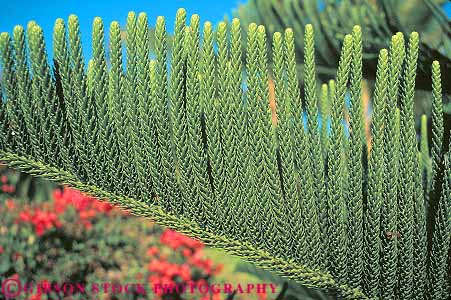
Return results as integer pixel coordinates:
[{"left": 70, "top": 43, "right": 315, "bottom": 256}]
[{"left": 1, "top": 10, "right": 450, "bottom": 300}]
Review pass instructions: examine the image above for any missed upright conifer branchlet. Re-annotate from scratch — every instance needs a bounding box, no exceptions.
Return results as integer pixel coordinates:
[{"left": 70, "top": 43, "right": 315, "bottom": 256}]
[
  {"left": 304, "top": 25, "right": 328, "bottom": 263},
  {"left": 91, "top": 17, "right": 109, "bottom": 187},
  {"left": 214, "top": 21, "right": 229, "bottom": 232},
  {"left": 108, "top": 20, "right": 124, "bottom": 193},
  {"left": 398, "top": 31, "right": 419, "bottom": 299},
  {"left": 327, "top": 34, "right": 353, "bottom": 285},
  {"left": 243, "top": 23, "right": 260, "bottom": 246},
  {"left": 12, "top": 26, "right": 33, "bottom": 156},
  {"left": 201, "top": 21, "right": 219, "bottom": 229},
  {"left": 135, "top": 12, "right": 155, "bottom": 201},
  {"left": 154, "top": 16, "right": 177, "bottom": 212},
  {"left": 273, "top": 31, "right": 299, "bottom": 259},
  {"left": 364, "top": 48, "right": 388, "bottom": 298},
  {"left": 284, "top": 28, "right": 310, "bottom": 263},
  {"left": 67, "top": 15, "right": 88, "bottom": 179},
  {"left": 53, "top": 19, "right": 73, "bottom": 171},
  {"left": 169, "top": 9, "right": 188, "bottom": 216},
  {"left": 253, "top": 25, "right": 285, "bottom": 255},
  {"left": 225, "top": 18, "right": 246, "bottom": 238},
  {"left": 185, "top": 17, "right": 213, "bottom": 227},
  {"left": 380, "top": 33, "right": 404, "bottom": 300},
  {"left": 347, "top": 25, "right": 364, "bottom": 289},
  {"left": 431, "top": 61, "right": 443, "bottom": 188}
]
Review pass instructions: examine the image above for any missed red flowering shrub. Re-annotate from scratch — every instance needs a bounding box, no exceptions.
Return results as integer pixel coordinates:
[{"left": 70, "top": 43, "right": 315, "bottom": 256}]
[
  {"left": 159, "top": 229, "right": 222, "bottom": 276},
  {"left": 160, "top": 229, "right": 204, "bottom": 250},
  {"left": 0, "top": 183, "right": 225, "bottom": 300},
  {"left": 11, "top": 187, "right": 117, "bottom": 236},
  {"left": 52, "top": 187, "right": 115, "bottom": 229},
  {"left": 146, "top": 229, "right": 224, "bottom": 299},
  {"left": 53, "top": 187, "right": 114, "bottom": 214},
  {"left": 18, "top": 209, "right": 61, "bottom": 236}
]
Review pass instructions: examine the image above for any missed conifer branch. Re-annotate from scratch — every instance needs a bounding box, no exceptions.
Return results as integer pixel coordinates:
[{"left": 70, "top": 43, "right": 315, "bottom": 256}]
[{"left": 0, "top": 151, "right": 368, "bottom": 300}]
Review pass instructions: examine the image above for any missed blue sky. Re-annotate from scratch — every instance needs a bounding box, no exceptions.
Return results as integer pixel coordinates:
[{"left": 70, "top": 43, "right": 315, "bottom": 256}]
[
  {"left": 0, "top": 0, "right": 243, "bottom": 60},
  {"left": 443, "top": 2, "right": 451, "bottom": 16},
  {"left": 0, "top": 0, "right": 450, "bottom": 63}
]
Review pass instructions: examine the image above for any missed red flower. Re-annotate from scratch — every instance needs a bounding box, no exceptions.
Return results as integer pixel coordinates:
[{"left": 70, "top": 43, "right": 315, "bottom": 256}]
[
  {"left": 29, "top": 293, "right": 42, "bottom": 300},
  {"left": 5, "top": 198, "right": 15, "bottom": 210},
  {"left": 0, "top": 246, "right": 4, "bottom": 254},
  {"left": 17, "top": 208, "right": 62, "bottom": 236},
  {"left": 19, "top": 211, "right": 31, "bottom": 222},
  {"left": 147, "top": 246, "right": 159, "bottom": 256},
  {"left": 165, "top": 264, "right": 180, "bottom": 277},
  {"left": 148, "top": 274, "right": 160, "bottom": 285},
  {"left": 1, "top": 175, "right": 8, "bottom": 183},
  {"left": 147, "top": 228, "right": 223, "bottom": 291},
  {"left": 160, "top": 229, "right": 203, "bottom": 251},
  {"left": 182, "top": 248, "right": 192, "bottom": 257},
  {"left": 39, "top": 279, "right": 50, "bottom": 287},
  {"left": 178, "top": 264, "right": 191, "bottom": 281},
  {"left": 148, "top": 259, "right": 167, "bottom": 273},
  {"left": 1, "top": 184, "right": 15, "bottom": 193},
  {"left": 53, "top": 187, "right": 115, "bottom": 219},
  {"left": 35, "top": 224, "right": 45, "bottom": 236}
]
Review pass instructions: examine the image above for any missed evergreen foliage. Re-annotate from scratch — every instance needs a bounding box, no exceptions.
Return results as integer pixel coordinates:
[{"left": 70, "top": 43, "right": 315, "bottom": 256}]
[
  {"left": 233, "top": 0, "right": 451, "bottom": 93},
  {"left": 1, "top": 10, "right": 450, "bottom": 300}
]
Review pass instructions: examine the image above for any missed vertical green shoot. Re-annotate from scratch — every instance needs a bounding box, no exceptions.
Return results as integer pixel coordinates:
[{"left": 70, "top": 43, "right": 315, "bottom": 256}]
[{"left": 364, "top": 48, "right": 388, "bottom": 298}]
